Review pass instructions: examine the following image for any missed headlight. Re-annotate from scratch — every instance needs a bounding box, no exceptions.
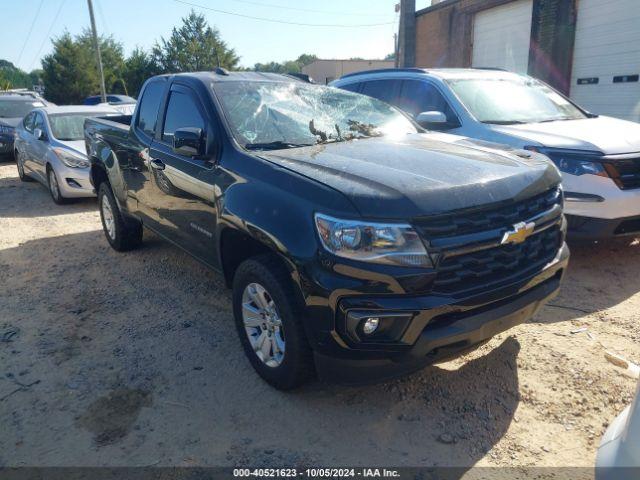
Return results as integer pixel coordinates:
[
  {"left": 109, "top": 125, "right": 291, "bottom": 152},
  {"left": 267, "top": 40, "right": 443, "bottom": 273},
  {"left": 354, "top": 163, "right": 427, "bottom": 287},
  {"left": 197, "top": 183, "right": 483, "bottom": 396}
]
[
  {"left": 314, "top": 213, "right": 433, "bottom": 267},
  {"left": 53, "top": 147, "right": 90, "bottom": 168},
  {"left": 525, "top": 147, "right": 608, "bottom": 177},
  {"left": 0, "top": 125, "right": 15, "bottom": 135}
]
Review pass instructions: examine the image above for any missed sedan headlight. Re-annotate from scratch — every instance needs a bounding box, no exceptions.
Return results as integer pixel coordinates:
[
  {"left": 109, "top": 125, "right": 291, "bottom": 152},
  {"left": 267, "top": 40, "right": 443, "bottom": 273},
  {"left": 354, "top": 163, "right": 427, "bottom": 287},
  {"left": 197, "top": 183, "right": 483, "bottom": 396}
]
[
  {"left": 314, "top": 213, "right": 433, "bottom": 267},
  {"left": 0, "top": 125, "right": 15, "bottom": 135},
  {"left": 53, "top": 147, "right": 90, "bottom": 168}
]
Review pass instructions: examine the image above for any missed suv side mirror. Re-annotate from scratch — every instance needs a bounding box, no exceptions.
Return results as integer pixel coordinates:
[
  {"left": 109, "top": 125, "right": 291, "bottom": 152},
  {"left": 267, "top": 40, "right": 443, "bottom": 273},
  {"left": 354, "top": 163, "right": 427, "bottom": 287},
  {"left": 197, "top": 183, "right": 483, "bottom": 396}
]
[
  {"left": 172, "top": 127, "right": 204, "bottom": 157},
  {"left": 33, "top": 128, "right": 47, "bottom": 141},
  {"left": 415, "top": 111, "right": 448, "bottom": 128}
]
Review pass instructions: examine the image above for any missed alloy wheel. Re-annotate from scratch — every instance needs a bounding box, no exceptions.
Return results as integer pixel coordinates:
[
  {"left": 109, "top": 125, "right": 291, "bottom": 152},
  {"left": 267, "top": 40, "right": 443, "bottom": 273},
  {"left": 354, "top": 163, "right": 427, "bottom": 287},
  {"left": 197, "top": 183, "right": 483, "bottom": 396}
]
[
  {"left": 101, "top": 194, "right": 116, "bottom": 240},
  {"left": 241, "top": 282, "right": 285, "bottom": 368},
  {"left": 48, "top": 169, "right": 60, "bottom": 201}
]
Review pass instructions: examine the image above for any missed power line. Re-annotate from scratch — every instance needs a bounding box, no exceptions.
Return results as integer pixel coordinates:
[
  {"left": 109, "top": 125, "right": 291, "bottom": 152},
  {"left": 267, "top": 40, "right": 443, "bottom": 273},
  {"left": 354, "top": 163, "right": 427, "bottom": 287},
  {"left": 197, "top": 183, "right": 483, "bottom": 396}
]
[
  {"left": 16, "top": 0, "right": 45, "bottom": 68},
  {"left": 95, "top": 0, "right": 111, "bottom": 36},
  {"left": 29, "top": 0, "right": 67, "bottom": 71},
  {"left": 223, "top": 0, "right": 390, "bottom": 17},
  {"left": 172, "top": 0, "right": 396, "bottom": 27}
]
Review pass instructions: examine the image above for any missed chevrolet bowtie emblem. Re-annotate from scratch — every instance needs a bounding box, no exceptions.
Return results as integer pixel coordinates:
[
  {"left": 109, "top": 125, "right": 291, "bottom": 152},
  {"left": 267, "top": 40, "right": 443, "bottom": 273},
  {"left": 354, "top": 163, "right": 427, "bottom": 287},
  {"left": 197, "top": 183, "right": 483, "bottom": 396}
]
[{"left": 501, "top": 221, "right": 535, "bottom": 245}]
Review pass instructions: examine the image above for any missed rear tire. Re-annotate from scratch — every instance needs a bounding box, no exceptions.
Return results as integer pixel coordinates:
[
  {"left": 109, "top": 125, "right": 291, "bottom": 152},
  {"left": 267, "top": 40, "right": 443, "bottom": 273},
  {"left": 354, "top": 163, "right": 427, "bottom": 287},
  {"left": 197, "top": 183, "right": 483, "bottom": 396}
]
[
  {"left": 232, "top": 254, "right": 315, "bottom": 390},
  {"left": 15, "top": 151, "right": 33, "bottom": 182},
  {"left": 98, "top": 182, "right": 143, "bottom": 252},
  {"left": 47, "top": 166, "right": 71, "bottom": 204}
]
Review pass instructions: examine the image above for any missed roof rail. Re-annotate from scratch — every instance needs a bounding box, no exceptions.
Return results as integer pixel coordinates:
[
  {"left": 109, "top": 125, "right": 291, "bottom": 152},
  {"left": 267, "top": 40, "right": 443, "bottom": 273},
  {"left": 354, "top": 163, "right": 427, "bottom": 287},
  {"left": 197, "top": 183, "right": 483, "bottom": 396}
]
[{"left": 339, "top": 67, "right": 427, "bottom": 80}]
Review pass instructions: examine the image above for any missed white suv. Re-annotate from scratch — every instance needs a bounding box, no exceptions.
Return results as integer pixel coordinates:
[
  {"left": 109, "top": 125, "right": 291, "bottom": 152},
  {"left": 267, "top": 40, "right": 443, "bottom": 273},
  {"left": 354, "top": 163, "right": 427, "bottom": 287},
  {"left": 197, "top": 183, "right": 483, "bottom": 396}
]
[{"left": 331, "top": 68, "right": 640, "bottom": 241}]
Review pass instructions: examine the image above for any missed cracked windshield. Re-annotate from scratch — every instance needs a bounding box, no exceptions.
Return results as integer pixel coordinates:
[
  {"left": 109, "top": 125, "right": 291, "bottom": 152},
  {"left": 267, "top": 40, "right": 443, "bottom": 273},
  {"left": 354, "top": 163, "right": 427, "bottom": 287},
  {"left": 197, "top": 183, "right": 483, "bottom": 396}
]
[{"left": 214, "top": 81, "right": 419, "bottom": 150}]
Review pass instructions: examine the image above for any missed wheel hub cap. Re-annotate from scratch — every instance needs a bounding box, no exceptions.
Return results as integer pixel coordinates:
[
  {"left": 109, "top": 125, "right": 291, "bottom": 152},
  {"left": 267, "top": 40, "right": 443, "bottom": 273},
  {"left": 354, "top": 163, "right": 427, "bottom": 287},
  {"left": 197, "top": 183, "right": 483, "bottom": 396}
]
[{"left": 241, "top": 282, "right": 285, "bottom": 368}]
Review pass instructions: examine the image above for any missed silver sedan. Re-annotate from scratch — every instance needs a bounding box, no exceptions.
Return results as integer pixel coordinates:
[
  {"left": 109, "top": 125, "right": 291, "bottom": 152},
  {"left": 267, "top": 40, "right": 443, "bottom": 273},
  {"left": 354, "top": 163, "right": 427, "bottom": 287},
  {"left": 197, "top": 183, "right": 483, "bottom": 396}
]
[{"left": 14, "top": 105, "right": 117, "bottom": 204}]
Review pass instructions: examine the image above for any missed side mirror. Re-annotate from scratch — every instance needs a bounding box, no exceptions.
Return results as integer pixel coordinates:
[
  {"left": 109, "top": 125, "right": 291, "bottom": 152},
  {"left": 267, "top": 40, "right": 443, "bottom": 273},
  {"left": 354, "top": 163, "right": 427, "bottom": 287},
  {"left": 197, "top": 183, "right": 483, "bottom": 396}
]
[
  {"left": 415, "top": 111, "right": 448, "bottom": 128},
  {"left": 172, "top": 127, "right": 204, "bottom": 157},
  {"left": 33, "top": 128, "right": 47, "bottom": 141}
]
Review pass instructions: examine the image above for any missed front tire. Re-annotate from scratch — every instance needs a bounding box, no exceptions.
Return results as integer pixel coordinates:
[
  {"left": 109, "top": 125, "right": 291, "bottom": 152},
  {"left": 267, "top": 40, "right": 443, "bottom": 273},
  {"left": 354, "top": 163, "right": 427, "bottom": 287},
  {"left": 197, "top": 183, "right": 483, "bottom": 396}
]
[
  {"left": 15, "top": 151, "right": 33, "bottom": 182},
  {"left": 232, "top": 254, "right": 314, "bottom": 390},
  {"left": 47, "top": 166, "right": 70, "bottom": 204},
  {"left": 98, "top": 182, "right": 143, "bottom": 252}
]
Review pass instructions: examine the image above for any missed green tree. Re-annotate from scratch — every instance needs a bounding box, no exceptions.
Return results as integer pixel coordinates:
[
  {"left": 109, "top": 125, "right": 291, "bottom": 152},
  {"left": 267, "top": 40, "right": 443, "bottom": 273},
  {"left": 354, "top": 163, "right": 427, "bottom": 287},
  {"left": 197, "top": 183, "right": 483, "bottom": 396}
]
[
  {"left": 152, "top": 11, "right": 239, "bottom": 72},
  {"left": 123, "top": 47, "right": 160, "bottom": 98},
  {"left": 0, "top": 59, "right": 34, "bottom": 89},
  {"left": 42, "top": 33, "right": 96, "bottom": 104},
  {"left": 41, "top": 30, "right": 125, "bottom": 104},
  {"left": 253, "top": 54, "right": 317, "bottom": 74}
]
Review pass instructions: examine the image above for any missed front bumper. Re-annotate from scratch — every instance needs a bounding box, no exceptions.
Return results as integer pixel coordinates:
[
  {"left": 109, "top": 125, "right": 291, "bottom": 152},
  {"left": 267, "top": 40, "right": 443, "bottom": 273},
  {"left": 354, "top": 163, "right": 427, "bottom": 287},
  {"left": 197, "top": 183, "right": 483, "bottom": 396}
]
[
  {"left": 54, "top": 165, "right": 95, "bottom": 198},
  {"left": 567, "top": 214, "right": 640, "bottom": 240},
  {"left": 312, "top": 242, "right": 569, "bottom": 384}
]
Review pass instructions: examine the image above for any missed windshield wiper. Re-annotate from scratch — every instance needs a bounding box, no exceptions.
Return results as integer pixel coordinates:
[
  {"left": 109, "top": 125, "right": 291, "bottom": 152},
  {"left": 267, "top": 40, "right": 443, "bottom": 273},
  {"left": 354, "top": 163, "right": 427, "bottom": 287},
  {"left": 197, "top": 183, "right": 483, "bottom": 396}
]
[
  {"left": 244, "top": 141, "right": 315, "bottom": 151},
  {"left": 481, "top": 120, "right": 527, "bottom": 125},
  {"left": 537, "top": 117, "right": 574, "bottom": 123}
]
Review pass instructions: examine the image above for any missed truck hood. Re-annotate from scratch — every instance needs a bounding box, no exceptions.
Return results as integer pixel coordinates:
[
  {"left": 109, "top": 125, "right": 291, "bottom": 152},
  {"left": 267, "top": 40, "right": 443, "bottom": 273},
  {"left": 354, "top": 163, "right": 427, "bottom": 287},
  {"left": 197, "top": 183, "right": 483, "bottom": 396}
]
[
  {"left": 490, "top": 116, "right": 640, "bottom": 155},
  {"left": 258, "top": 133, "right": 559, "bottom": 219}
]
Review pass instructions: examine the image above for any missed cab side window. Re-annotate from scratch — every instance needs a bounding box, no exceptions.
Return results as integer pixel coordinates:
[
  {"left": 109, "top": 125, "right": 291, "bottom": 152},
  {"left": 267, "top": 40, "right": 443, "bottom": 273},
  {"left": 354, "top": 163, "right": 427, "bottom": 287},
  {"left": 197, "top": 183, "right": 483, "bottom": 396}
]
[
  {"left": 162, "top": 90, "right": 205, "bottom": 143},
  {"left": 340, "top": 82, "right": 362, "bottom": 93},
  {"left": 136, "top": 81, "right": 165, "bottom": 137},
  {"left": 360, "top": 79, "right": 403, "bottom": 105},
  {"left": 397, "top": 80, "right": 458, "bottom": 125}
]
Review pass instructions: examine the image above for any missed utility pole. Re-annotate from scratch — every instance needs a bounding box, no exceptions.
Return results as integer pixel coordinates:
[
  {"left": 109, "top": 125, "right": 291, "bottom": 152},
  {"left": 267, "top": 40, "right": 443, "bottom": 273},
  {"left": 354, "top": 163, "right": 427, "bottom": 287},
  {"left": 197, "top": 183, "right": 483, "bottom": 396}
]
[
  {"left": 398, "top": 0, "right": 416, "bottom": 68},
  {"left": 87, "top": 0, "right": 106, "bottom": 103}
]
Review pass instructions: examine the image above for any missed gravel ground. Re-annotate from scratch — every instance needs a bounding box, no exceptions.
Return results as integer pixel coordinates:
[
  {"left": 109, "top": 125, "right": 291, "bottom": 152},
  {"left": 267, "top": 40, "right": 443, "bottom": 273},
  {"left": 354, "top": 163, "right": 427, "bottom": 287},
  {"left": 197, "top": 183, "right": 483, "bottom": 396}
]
[{"left": 0, "top": 161, "right": 638, "bottom": 471}]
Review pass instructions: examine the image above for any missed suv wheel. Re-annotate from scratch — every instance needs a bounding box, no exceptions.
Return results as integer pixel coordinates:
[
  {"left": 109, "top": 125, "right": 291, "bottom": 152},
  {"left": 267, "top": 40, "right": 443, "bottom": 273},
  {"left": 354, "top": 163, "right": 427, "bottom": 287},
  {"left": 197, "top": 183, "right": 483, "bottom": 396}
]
[
  {"left": 98, "top": 182, "right": 143, "bottom": 251},
  {"left": 232, "top": 254, "right": 314, "bottom": 390},
  {"left": 16, "top": 151, "right": 33, "bottom": 182},
  {"left": 47, "top": 166, "right": 70, "bottom": 204}
]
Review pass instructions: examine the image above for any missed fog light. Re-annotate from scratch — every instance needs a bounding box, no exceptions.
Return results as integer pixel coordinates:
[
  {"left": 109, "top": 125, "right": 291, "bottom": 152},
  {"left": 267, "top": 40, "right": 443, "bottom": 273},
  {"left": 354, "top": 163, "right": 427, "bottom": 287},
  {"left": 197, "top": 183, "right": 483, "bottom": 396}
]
[{"left": 362, "top": 317, "right": 380, "bottom": 335}]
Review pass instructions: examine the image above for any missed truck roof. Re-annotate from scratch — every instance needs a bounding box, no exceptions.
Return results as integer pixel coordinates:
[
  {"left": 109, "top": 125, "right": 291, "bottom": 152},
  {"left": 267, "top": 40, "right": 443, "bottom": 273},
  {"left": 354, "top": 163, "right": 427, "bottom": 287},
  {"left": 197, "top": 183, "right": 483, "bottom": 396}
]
[{"left": 167, "top": 71, "right": 305, "bottom": 84}]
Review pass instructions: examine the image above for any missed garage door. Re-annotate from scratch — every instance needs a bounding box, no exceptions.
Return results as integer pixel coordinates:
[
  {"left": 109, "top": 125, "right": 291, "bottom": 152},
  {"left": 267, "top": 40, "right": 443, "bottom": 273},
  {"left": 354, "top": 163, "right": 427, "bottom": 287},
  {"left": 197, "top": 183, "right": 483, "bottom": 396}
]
[
  {"left": 472, "top": 0, "right": 533, "bottom": 74},
  {"left": 570, "top": 0, "right": 640, "bottom": 122}
]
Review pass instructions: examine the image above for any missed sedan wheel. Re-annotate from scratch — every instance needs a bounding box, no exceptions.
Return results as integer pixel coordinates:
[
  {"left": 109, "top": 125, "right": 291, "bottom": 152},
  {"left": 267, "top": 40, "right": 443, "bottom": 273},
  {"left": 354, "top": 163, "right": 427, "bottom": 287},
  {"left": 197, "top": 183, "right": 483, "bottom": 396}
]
[
  {"left": 242, "top": 282, "right": 285, "bottom": 368},
  {"left": 16, "top": 152, "right": 33, "bottom": 182},
  {"left": 47, "top": 168, "right": 68, "bottom": 204}
]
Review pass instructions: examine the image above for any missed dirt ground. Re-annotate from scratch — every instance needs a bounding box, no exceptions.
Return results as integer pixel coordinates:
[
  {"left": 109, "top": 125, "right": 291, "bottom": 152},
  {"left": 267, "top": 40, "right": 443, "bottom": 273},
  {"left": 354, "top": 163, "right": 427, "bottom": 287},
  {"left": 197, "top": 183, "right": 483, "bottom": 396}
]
[{"left": 0, "top": 161, "right": 638, "bottom": 472}]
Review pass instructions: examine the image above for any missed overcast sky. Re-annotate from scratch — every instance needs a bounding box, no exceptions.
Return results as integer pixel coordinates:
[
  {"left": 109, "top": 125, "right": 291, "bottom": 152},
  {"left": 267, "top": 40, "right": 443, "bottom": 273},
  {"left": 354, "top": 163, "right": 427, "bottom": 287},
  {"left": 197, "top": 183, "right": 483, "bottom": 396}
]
[{"left": 0, "top": 0, "right": 432, "bottom": 72}]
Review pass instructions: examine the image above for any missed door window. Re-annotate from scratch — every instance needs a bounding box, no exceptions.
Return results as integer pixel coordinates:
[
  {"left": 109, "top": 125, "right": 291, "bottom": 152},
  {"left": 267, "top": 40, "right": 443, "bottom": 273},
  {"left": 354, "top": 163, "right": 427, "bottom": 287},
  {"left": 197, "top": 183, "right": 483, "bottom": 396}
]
[
  {"left": 23, "top": 112, "right": 35, "bottom": 132},
  {"left": 397, "top": 80, "right": 457, "bottom": 123},
  {"left": 162, "top": 90, "right": 205, "bottom": 143},
  {"left": 33, "top": 112, "right": 46, "bottom": 134},
  {"left": 136, "top": 81, "right": 165, "bottom": 137},
  {"left": 360, "top": 79, "right": 402, "bottom": 104}
]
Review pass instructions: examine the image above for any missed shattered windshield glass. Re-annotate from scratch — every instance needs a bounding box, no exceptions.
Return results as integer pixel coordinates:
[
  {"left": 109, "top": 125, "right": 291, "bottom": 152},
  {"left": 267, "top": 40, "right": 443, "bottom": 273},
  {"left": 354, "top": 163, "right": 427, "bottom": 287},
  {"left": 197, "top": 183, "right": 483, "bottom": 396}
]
[{"left": 213, "top": 81, "right": 418, "bottom": 150}]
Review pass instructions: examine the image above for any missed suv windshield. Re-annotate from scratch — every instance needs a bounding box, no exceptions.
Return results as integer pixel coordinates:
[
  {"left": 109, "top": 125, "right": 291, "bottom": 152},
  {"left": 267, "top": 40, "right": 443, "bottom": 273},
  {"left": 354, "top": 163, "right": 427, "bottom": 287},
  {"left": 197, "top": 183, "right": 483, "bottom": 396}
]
[
  {"left": 0, "top": 99, "right": 44, "bottom": 118},
  {"left": 49, "top": 112, "right": 111, "bottom": 141},
  {"left": 214, "top": 82, "right": 418, "bottom": 149},
  {"left": 446, "top": 77, "right": 587, "bottom": 124}
]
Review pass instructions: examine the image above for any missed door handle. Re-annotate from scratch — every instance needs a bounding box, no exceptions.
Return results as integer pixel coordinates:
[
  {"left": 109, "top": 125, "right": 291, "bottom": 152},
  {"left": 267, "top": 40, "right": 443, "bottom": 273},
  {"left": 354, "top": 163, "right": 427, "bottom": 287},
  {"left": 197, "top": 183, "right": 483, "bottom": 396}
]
[{"left": 150, "top": 159, "right": 165, "bottom": 170}]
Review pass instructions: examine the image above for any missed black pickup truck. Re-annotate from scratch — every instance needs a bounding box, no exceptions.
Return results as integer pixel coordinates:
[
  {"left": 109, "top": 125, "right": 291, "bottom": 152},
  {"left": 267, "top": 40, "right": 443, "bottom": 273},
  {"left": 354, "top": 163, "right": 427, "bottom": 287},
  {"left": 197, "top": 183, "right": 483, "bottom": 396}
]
[{"left": 84, "top": 70, "right": 569, "bottom": 389}]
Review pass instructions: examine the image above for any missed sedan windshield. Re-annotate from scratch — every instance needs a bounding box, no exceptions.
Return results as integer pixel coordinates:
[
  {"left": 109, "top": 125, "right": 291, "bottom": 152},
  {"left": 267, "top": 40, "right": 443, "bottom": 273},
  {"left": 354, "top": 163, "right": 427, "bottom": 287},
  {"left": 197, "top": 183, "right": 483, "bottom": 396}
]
[
  {"left": 49, "top": 112, "right": 112, "bottom": 141},
  {"left": 214, "top": 82, "right": 418, "bottom": 149},
  {"left": 446, "top": 77, "right": 587, "bottom": 124},
  {"left": 0, "top": 100, "right": 44, "bottom": 118}
]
